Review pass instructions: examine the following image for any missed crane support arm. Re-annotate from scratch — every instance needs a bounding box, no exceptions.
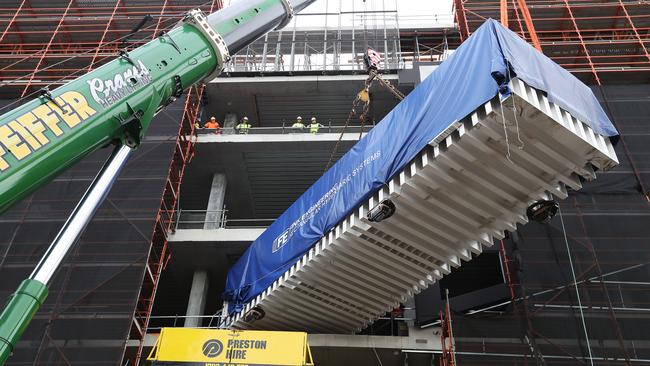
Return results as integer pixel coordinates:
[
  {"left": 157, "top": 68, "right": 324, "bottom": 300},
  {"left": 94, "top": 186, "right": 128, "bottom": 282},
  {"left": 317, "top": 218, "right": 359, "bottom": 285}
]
[
  {"left": 0, "top": 280, "right": 48, "bottom": 362},
  {"left": 0, "top": 0, "right": 315, "bottom": 214},
  {"left": 0, "top": 16, "right": 217, "bottom": 213},
  {"left": 0, "top": 1, "right": 316, "bottom": 364}
]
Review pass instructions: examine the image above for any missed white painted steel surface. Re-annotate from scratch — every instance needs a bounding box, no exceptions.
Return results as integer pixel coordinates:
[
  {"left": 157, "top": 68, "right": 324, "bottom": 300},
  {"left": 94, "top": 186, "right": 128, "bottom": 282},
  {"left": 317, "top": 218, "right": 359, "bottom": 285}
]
[
  {"left": 31, "top": 145, "right": 133, "bottom": 285},
  {"left": 226, "top": 78, "right": 619, "bottom": 333}
]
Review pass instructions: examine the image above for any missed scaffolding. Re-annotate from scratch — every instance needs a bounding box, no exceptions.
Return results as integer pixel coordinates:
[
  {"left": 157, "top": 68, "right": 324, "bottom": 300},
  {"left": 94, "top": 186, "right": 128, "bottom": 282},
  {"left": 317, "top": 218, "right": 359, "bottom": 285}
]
[
  {"left": 453, "top": 0, "right": 650, "bottom": 84},
  {"left": 226, "top": 11, "right": 402, "bottom": 73},
  {"left": 0, "top": 0, "right": 459, "bottom": 90},
  {"left": 222, "top": 1, "right": 459, "bottom": 74},
  {"left": 2, "top": 1, "right": 647, "bottom": 365},
  {"left": 0, "top": 1, "right": 222, "bottom": 365},
  {"left": 449, "top": 2, "right": 650, "bottom": 364},
  {"left": 226, "top": 27, "right": 458, "bottom": 74},
  {"left": 128, "top": 83, "right": 204, "bottom": 366},
  {"left": 439, "top": 290, "right": 457, "bottom": 366},
  {"left": 0, "top": 0, "right": 223, "bottom": 97}
]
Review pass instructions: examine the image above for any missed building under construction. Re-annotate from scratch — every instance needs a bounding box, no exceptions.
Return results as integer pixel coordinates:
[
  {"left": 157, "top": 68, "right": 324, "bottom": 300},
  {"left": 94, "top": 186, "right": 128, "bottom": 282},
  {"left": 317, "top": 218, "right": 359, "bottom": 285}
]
[{"left": 0, "top": 0, "right": 648, "bottom": 365}]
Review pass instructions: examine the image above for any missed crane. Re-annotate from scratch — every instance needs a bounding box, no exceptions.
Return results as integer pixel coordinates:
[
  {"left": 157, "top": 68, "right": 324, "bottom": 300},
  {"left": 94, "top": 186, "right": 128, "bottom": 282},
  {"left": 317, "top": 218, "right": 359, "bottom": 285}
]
[
  {"left": 0, "top": 4, "right": 622, "bottom": 363},
  {"left": 0, "top": 1, "right": 317, "bottom": 363}
]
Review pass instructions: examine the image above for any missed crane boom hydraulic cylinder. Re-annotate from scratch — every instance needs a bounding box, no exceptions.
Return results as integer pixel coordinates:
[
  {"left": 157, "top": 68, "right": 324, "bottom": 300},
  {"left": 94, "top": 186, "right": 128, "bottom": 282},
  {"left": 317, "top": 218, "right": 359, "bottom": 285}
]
[{"left": 0, "top": 1, "right": 316, "bottom": 364}]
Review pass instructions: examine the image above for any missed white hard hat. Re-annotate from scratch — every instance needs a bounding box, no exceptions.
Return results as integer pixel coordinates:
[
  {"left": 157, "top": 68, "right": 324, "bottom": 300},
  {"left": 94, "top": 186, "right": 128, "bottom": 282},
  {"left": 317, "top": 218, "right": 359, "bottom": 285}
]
[
  {"left": 297, "top": 116, "right": 302, "bottom": 120},
  {"left": 243, "top": 117, "right": 249, "bottom": 121},
  {"left": 311, "top": 117, "right": 316, "bottom": 121}
]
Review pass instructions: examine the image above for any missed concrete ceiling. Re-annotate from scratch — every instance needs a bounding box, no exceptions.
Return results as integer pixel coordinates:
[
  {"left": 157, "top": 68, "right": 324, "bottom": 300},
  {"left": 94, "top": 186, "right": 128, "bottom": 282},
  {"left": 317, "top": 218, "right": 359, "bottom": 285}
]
[
  {"left": 151, "top": 239, "right": 250, "bottom": 324},
  {"left": 183, "top": 73, "right": 412, "bottom": 220},
  {"left": 205, "top": 74, "right": 410, "bottom": 128},
  {"left": 156, "top": 71, "right": 413, "bottom": 328},
  {"left": 180, "top": 135, "right": 359, "bottom": 220}
]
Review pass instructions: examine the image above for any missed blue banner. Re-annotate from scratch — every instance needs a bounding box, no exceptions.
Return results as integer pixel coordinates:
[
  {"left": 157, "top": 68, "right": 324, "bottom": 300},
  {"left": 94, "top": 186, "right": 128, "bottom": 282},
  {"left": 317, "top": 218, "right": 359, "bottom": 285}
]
[{"left": 224, "top": 19, "right": 617, "bottom": 310}]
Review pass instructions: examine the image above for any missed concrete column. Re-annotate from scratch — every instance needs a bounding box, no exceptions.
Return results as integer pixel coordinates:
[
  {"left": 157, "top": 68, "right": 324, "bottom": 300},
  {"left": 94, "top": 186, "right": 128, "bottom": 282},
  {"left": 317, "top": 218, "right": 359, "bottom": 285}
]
[
  {"left": 184, "top": 270, "right": 209, "bottom": 327},
  {"left": 404, "top": 296, "right": 416, "bottom": 327},
  {"left": 204, "top": 173, "right": 226, "bottom": 230},
  {"left": 224, "top": 113, "right": 238, "bottom": 128}
]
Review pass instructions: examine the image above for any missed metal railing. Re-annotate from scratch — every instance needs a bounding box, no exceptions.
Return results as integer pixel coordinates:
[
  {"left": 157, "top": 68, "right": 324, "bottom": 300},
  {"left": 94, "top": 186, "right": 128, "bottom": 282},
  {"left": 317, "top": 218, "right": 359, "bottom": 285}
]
[
  {"left": 175, "top": 209, "right": 275, "bottom": 230},
  {"left": 145, "top": 313, "right": 415, "bottom": 333},
  {"left": 194, "top": 123, "right": 375, "bottom": 136},
  {"left": 146, "top": 314, "right": 227, "bottom": 331},
  {"left": 225, "top": 11, "right": 403, "bottom": 73}
]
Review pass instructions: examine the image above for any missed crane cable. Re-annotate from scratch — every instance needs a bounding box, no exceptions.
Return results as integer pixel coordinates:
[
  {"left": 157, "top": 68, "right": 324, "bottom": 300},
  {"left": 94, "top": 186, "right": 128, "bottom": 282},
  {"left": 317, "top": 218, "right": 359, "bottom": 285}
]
[
  {"left": 323, "top": 90, "right": 365, "bottom": 172},
  {"left": 323, "top": 68, "right": 403, "bottom": 172},
  {"left": 324, "top": 0, "right": 406, "bottom": 170}
]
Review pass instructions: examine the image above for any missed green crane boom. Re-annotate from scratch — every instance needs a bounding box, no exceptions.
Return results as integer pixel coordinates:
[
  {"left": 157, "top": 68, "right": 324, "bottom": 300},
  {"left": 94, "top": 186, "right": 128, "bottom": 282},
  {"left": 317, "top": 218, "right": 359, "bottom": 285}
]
[{"left": 0, "top": 1, "right": 316, "bottom": 363}]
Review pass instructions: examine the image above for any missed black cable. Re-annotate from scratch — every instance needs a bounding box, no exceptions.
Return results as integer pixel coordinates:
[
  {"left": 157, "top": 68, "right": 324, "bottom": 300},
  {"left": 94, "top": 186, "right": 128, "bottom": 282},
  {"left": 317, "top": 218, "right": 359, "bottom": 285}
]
[
  {"left": 120, "top": 14, "right": 154, "bottom": 48},
  {"left": 543, "top": 223, "right": 591, "bottom": 360}
]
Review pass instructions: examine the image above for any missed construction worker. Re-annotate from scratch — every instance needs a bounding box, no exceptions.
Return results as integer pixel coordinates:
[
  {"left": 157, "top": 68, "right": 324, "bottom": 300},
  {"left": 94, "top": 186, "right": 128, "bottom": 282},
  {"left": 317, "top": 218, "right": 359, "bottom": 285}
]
[
  {"left": 292, "top": 116, "right": 305, "bottom": 132},
  {"left": 309, "top": 117, "right": 323, "bottom": 134},
  {"left": 236, "top": 117, "right": 251, "bottom": 134},
  {"left": 204, "top": 116, "right": 221, "bottom": 134}
]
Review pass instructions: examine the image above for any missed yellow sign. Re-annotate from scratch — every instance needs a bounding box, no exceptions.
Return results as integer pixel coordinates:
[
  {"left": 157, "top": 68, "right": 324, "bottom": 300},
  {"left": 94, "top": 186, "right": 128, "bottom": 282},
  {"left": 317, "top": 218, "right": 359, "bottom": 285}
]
[
  {"left": 0, "top": 91, "right": 97, "bottom": 171},
  {"left": 148, "top": 328, "right": 314, "bottom": 366}
]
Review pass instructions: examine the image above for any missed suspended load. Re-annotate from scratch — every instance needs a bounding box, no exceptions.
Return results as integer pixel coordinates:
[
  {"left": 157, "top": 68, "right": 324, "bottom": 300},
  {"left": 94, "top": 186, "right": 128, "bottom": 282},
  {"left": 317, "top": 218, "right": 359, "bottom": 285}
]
[{"left": 223, "top": 19, "right": 619, "bottom": 332}]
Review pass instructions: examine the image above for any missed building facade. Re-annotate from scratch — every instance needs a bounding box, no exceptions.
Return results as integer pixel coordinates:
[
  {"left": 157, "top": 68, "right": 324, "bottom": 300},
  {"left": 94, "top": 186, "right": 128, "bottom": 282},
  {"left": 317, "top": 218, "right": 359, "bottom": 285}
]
[
  {"left": 0, "top": 0, "right": 648, "bottom": 365},
  {"left": 450, "top": 1, "right": 650, "bottom": 364}
]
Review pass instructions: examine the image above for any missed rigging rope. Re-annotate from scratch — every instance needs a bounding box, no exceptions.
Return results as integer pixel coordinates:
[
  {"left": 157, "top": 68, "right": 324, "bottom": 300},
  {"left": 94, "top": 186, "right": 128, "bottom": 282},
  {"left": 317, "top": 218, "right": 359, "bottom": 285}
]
[{"left": 558, "top": 206, "right": 596, "bottom": 366}]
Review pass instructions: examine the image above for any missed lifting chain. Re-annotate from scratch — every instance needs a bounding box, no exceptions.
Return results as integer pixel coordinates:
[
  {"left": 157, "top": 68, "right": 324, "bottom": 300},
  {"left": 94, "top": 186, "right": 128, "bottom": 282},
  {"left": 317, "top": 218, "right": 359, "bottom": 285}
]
[
  {"left": 370, "top": 69, "right": 405, "bottom": 101},
  {"left": 323, "top": 90, "right": 367, "bottom": 172},
  {"left": 324, "top": 70, "right": 404, "bottom": 172}
]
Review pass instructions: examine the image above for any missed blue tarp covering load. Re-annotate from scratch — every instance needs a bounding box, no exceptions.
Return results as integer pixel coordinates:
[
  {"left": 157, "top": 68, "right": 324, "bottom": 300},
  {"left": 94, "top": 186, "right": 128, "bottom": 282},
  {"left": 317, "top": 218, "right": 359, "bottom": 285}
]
[{"left": 224, "top": 19, "right": 618, "bottom": 311}]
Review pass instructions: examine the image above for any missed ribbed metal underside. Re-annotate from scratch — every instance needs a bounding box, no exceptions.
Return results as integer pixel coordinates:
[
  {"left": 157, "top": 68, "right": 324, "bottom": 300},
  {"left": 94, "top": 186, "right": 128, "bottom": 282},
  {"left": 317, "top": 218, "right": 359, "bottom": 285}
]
[{"left": 228, "top": 78, "right": 619, "bottom": 333}]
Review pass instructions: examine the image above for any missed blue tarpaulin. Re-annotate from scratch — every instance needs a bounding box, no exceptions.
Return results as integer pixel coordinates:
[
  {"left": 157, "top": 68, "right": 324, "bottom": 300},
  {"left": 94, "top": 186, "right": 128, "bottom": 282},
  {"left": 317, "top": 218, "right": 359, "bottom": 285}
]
[{"left": 223, "top": 19, "right": 618, "bottom": 311}]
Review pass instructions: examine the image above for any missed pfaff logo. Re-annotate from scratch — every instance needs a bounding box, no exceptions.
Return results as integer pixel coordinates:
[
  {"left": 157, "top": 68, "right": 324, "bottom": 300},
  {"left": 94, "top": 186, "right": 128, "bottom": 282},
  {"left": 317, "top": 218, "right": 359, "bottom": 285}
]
[
  {"left": 202, "top": 339, "right": 224, "bottom": 358},
  {"left": 0, "top": 91, "right": 97, "bottom": 172},
  {"left": 87, "top": 59, "right": 151, "bottom": 108},
  {"left": 272, "top": 229, "right": 290, "bottom": 253}
]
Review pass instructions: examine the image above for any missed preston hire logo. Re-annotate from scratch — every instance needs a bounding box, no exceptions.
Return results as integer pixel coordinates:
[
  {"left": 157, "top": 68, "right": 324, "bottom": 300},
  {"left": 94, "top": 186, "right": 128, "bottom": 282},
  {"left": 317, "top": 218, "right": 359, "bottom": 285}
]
[{"left": 202, "top": 339, "right": 224, "bottom": 358}]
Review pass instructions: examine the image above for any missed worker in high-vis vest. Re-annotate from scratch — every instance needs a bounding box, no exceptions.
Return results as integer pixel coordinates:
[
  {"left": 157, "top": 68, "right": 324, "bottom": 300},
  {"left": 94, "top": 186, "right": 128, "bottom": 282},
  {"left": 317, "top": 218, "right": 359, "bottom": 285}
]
[
  {"left": 236, "top": 117, "right": 251, "bottom": 134},
  {"left": 292, "top": 116, "right": 305, "bottom": 132},
  {"left": 204, "top": 116, "right": 221, "bottom": 134},
  {"left": 309, "top": 117, "right": 323, "bottom": 134}
]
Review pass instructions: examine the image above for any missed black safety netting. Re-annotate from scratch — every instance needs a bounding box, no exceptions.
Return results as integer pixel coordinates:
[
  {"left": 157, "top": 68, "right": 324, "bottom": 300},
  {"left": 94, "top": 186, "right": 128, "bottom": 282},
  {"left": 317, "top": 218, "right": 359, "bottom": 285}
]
[
  {"left": 416, "top": 84, "right": 650, "bottom": 365},
  {"left": 0, "top": 98, "right": 185, "bottom": 366}
]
